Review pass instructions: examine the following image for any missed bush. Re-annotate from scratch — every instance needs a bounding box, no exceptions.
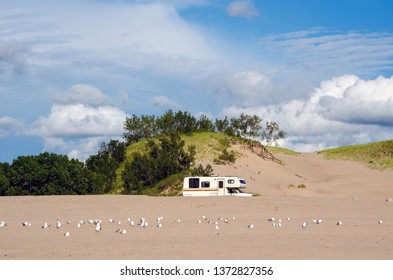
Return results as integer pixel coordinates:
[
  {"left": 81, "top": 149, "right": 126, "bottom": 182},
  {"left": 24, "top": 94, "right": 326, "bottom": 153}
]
[{"left": 213, "top": 148, "right": 236, "bottom": 165}]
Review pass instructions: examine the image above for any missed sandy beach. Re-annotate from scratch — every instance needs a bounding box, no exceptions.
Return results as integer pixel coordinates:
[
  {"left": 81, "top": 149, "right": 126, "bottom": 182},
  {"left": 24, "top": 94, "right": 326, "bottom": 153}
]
[{"left": 1, "top": 151, "right": 393, "bottom": 260}]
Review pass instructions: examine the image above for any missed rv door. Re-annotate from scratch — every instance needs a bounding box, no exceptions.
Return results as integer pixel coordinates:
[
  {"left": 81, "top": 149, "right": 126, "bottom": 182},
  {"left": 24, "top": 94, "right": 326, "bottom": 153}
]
[{"left": 218, "top": 180, "right": 225, "bottom": 196}]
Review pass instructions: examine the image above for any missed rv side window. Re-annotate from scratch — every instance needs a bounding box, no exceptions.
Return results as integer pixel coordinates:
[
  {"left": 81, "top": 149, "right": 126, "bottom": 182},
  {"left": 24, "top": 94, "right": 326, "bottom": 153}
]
[
  {"left": 227, "top": 179, "right": 235, "bottom": 184},
  {"left": 189, "top": 178, "right": 200, "bottom": 188},
  {"left": 201, "top": 181, "right": 210, "bottom": 188}
]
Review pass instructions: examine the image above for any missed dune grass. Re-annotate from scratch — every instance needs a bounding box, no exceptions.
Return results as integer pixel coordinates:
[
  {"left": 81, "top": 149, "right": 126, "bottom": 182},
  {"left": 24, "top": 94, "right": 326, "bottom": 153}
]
[
  {"left": 267, "top": 146, "right": 301, "bottom": 156},
  {"left": 317, "top": 140, "right": 393, "bottom": 170},
  {"left": 181, "top": 132, "right": 231, "bottom": 161}
]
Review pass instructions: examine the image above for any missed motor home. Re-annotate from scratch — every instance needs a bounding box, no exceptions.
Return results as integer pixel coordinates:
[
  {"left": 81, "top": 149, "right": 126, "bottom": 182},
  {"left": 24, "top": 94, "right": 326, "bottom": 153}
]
[{"left": 182, "top": 176, "right": 254, "bottom": 197}]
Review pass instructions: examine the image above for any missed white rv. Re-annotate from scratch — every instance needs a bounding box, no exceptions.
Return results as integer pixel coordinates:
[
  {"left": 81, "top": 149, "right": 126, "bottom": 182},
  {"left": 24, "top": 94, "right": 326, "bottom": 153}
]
[{"left": 182, "top": 176, "right": 254, "bottom": 197}]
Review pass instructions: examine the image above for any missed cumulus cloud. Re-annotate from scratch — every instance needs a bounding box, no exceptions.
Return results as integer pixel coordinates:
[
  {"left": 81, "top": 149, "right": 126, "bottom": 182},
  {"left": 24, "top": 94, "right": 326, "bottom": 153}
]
[
  {"left": 26, "top": 103, "right": 128, "bottom": 161},
  {"left": 0, "top": 116, "right": 25, "bottom": 138},
  {"left": 222, "top": 75, "right": 393, "bottom": 152},
  {"left": 226, "top": 0, "right": 259, "bottom": 18},
  {"left": 54, "top": 84, "right": 112, "bottom": 106},
  {"left": 316, "top": 75, "right": 393, "bottom": 126},
  {"left": 151, "top": 95, "right": 181, "bottom": 109},
  {"left": 30, "top": 104, "right": 127, "bottom": 138}
]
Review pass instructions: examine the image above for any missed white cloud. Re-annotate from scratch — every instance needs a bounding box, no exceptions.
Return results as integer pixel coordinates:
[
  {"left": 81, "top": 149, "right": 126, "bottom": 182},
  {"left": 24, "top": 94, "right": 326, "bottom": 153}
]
[
  {"left": 212, "top": 71, "right": 273, "bottom": 106},
  {"left": 3, "top": 1, "right": 218, "bottom": 63},
  {"left": 151, "top": 95, "right": 181, "bottom": 109},
  {"left": 54, "top": 84, "right": 112, "bottom": 106},
  {"left": 27, "top": 102, "right": 128, "bottom": 161},
  {"left": 222, "top": 74, "right": 393, "bottom": 152},
  {"left": 30, "top": 104, "right": 127, "bottom": 138},
  {"left": 226, "top": 0, "right": 259, "bottom": 18},
  {"left": 0, "top": 116, "right": 25, "bottom": 138},
  {"left": 258, "top": 30, "right": 393, "bottom": 78},
  {"left": 316, "top": 75, "right": 393, "bottom": 126}
]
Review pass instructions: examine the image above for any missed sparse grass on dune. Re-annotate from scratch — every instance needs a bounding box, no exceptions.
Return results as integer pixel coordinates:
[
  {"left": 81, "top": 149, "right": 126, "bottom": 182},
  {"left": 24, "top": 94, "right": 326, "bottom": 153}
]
[
  {"left": 182, "top": 132, "right": 232, "bottom": 161},
  {"left": 317, "top": 140, "right": 393, "bottom": 170},
  {"left": 267, "top": 146, "right": 301, "bottom": 156}
]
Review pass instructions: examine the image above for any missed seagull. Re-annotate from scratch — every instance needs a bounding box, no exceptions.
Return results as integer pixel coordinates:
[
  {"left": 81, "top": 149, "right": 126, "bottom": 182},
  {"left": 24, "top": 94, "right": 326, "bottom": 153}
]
[
  {"left": 224, "top": 218, "right": 228, "bottom": 224},
  {"left": 317, "top": 219, "right": 323, "bottom": 224},
  {"left": 56, "top": 220, "right": 62, "bottom": 229},
  {"left": 42, "top": 222, "right": 48, "bottom": 229},
  {"left": 120, "top": 229, "right": 127, "bottom": 234},
  {"left": 0, "top": 221, "right": 7, "bottom": 228},
  {"left": 248, "top": 224, "right": 254, "bottom": 229},
  {"left": 215, "top": 225, "right": 219, "bottom": 230},
  {"left": 143, "top": 222, "right": 148, "bottom": 228},
  {"left": 109, "top": 218, "right": 114, "bottom": 223},
  {"left": 175, "top": 219, "right": 181, "bottom": 223},
  {"left": 337, "top": 220, "right": 343, "bottom": 226},
  {"left": 287, "top": 217, "right": 291, "bottom": 221},
  {"left": 202, "top": 216, "right": 207, "bottom": 220},
  {"left": 67, "top": 220, "right": 71, "bottom": 224},
  {"left": 64, "top": 232, "right": 70, "bottom": 237},
  {"left": 139, "top": 217, "right": 146, "bottom": 225},
  {"left": 77, "top": 223, "right": 81, "bottom": 228},
  {"left": 267, "top": 217, "right": 275, "bottom": 222},
  {"left": 157, "top": 223, "right": 162, "bottom": 228},
  {"left": 22, "top": 221, "right": 31, "bottom": 227},
  {"left": 95, "top": 223, "right": 102, "bottom": 233},
  {"left": 130, "top": 220, "right": 135, "bottom": 226},
  {"left": 379, "top": 220, "right": 383, "bottom": 224},
  {"left": 197, "top": 220, "right": 202, "bottom": 224},
  {"left": 302, "top": 222, "right": 308, "bottom": 229}
]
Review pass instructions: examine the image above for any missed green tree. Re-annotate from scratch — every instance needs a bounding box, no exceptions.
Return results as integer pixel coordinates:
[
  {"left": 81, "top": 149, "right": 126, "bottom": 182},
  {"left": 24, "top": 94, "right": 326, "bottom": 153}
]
[
  {"left": 6, "top": 152, "right": 96, "bottom": 195},
  {"left": 197, "top": 114, "right": 215, "bottom": 132},
  {"left": 122, "top": 131, "right": 196, "bottom": 194},
  {"left": 0, "top": 162, "right": 11, "bottom": 196},
  {"left": 264, "top": 121, "right": 287, "bottom": 146},
  {"left": 123, "top": 114, "right": 156, "bottom": 144},
  {"left": 215, "top": 117, "right": 230, "bottom": 133}
]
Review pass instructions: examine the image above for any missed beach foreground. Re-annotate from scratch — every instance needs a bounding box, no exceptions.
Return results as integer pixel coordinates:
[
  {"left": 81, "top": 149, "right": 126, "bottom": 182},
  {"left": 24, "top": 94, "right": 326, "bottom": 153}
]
[{"left": 1, "top": 152, "right": 393, "bottom": 260}]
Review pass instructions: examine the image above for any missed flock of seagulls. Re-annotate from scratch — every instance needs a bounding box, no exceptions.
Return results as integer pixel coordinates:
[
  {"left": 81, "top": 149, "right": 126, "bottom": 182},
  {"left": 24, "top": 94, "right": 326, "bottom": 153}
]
[{"left": 0, "top": 212, "right": 389, "bottom": 238}]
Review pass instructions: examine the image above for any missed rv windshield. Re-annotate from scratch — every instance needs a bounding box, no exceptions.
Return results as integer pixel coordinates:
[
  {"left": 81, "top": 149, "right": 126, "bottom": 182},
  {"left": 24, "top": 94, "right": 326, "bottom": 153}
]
[{"left": 229, "top": 188, "right": 242, "bottom": 194}]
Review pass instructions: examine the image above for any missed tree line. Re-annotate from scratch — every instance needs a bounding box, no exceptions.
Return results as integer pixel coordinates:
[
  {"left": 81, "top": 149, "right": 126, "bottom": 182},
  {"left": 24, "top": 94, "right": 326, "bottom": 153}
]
[
  {"left": 124, "top": 110, "right": 286, "bottom": 146},
  {"left": 0, "top": 110, "right": 286, "bottom": 196}
]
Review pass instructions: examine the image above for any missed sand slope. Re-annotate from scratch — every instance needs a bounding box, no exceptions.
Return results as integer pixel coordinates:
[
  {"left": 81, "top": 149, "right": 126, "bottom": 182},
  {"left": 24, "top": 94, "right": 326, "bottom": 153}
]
[{"left": 1, "top": 150, "right": 393, "bottom": 260}]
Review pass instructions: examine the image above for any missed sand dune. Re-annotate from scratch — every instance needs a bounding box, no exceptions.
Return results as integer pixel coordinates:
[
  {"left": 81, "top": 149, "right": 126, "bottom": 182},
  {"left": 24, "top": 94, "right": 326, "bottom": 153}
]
[{"left": 1, "top": 150, "right": 393, "bottom": 260}]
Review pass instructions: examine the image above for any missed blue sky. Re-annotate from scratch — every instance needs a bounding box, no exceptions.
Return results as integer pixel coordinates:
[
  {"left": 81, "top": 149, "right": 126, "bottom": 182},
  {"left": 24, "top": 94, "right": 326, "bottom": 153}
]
[{"left": 1, "top": 0, "right": 393, "bottom": 162}]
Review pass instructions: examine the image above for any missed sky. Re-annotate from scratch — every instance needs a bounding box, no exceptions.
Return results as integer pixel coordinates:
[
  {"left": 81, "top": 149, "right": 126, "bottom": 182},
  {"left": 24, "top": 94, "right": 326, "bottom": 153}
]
[{"left": 1, "top": 0, "right": 393, "bottom": 163}]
